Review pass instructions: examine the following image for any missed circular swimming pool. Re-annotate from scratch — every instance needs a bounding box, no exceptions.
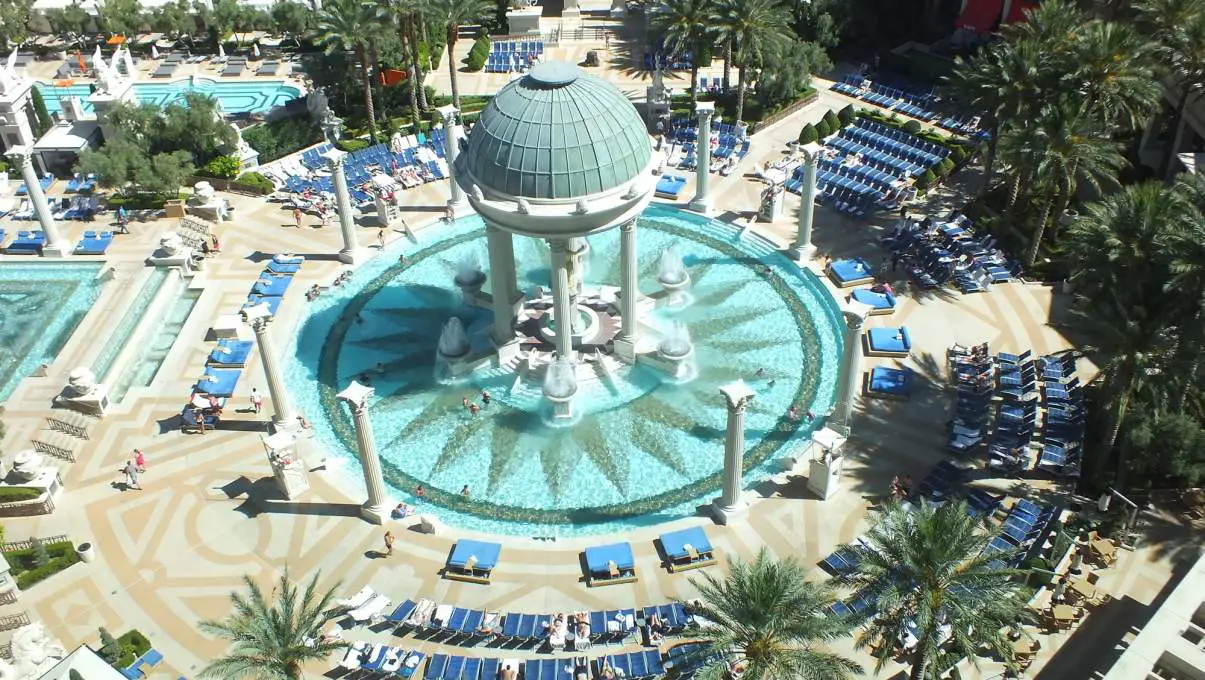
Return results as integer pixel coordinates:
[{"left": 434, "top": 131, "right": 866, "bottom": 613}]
[{"left": 286, "top": 204, "right": 843, "bottom": 535}]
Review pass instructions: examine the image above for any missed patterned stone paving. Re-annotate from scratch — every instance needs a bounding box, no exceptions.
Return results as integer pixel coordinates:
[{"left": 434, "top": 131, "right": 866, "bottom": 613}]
[{"left": 0, "top": 39, "right": 1199, "bottom": 680}]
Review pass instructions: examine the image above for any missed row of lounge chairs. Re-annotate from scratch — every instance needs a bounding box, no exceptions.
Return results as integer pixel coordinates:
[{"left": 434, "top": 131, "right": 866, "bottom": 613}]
[
  {"left": 984, "top": 498, "right": 1057, "bottom": 569},
  {"left": 343, "top": 646, "right": 686, "bottom": 680},
  {"left": 64, "top": 173, "right": 98, "bottom": 193},
  {"left": 485, "top": 40, "right": 545, "bottom": 73},
  {"left": 337, "top": 641, "right": 424, "bottom": 678},
  {"left": 15, "top": 173, "right": 54, "bottom": 196},
  {"left": 832, "top": 74, "right": 939, "bottom": 121},
  {"left": 0, "top": 229, "right": 46, "bottom": 254},
  {"left": 881, "top": 213, "right": 1021, "bottom": 291}
]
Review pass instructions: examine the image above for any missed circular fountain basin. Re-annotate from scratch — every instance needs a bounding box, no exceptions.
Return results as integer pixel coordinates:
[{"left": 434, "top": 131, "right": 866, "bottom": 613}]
[{"left": 286, "top": 204, "right": 843, "bottom": 535}]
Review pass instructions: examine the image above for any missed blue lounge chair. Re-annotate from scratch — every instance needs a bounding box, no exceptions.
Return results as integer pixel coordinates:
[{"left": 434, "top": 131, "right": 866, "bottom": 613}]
[
  {"left": 251, "top": 274, "right": 292, "bottom": 297},
  {"left": 195, "top": 367, "right": 241, "bottom": 398},
  {"left": 398, "top": 650, "right": 424, "bottom": 678},
  {"left": 423, "top": 653, "right": 448, "bottom": 679},
  {"left": 659, "top": 526, "right": 716, "bottom": 572},
  {"left": 818, "top": 546, "right": 860, "bottom": 575},
  {"left": 267, "top": 260, "right": 302, "bottom": 274},
  {"left": 387, "top": 599, "right": 417, "bottom": 627},
  {"left": 827, "top": 257, "right": 875, "bottom": 287},
  {"left": 850, "top": 288, "right": 896, "bottom": 315},
  {"left": 243, "top": 294, "right": 282, "bottom": 316},
  {"left": 866, "top": 366, "right": 912, "bottom": 400},
  {"left": 585, "top": 542, "right": 637, "bottom": 585},
  {"left": 865, "top": 327, "right": 912, "bottom": 357},
  {"left": 207, "top": 340, "right": 254, "bottom": 367},
  {"left": 181, "top": 407, "right": 219, "bottom": 433},
  {"left": 655, "top": 174, "right": 687, "bottom": 199},
  {"left": 446, "top": 539, "right": 502, "bottom": 583},
  {"left": 74, "top": 230, "right": 114, "bottom": 254},
  {"left": 4, "top": 230, "right": 46, "bottom": 254}
]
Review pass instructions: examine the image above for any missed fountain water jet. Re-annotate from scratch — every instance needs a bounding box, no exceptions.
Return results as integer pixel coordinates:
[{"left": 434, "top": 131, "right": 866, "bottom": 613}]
[
  {"left": 657, "top": 321, "right": 696, "bottom": 381},
  {"left": 454, "top": 249, "right": 487, "bottom": 305},
  {"left": 543, "top": 357, "right": 579, "bottom": 421},
  {"left": 657, "top": 244, "right": 692, "bottom": 307},
  {"left": 435, "top": 317, "right": 471, "bottom": 382}
]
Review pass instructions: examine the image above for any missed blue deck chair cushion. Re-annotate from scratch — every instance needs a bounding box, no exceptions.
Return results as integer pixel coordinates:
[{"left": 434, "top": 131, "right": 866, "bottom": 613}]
[
  {"left": 208, "top": 340, "right": 254, "bottom": 367},
  {"left": 251, "top": 274, "right": 292, "bottom": 297},
  {"left": 659, "top": 526, "right": 713, "bottom": 560},
  {"left": 868, "top": 367, "right": 912, "bottom": 398},
  {"left": 585, "top": 542, "right": 635, "bottom": 575},
  {"left": 449, "top": 539, "right": 502, "bottom": 571},
  {"left": 867, "top": 327, "right": 912, "bottom": 355},
  {"left": 196, "top": 368, "right": 241, "bottom": 397},
  {"left": 828, "top": 257, "right": 875, "bottom": 286}
]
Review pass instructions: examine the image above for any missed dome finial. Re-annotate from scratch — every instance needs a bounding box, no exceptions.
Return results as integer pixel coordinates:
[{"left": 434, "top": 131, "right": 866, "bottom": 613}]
[{"left": 527, "top": 62, "right": 581, "bottom": 87}]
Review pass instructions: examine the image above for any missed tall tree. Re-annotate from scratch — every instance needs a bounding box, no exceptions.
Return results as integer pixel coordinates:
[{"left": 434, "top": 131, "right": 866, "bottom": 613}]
[
  {"left": 97, "top": 0, "right": 144, "bottom": 36},
  {"left": 1137, "top": 0, "right": 1205, "bottom": 178},
  {"left": 0, "top": 0, "right": 34, "bottom": 50},
  {"left": 430, "top": 0, "right": 492, "bottom": 109},
  {"left": 650, "top": 0, "right": 715, "bottom": 108},
  {"left": 317, "top": 0, "right": 381, "bottom": 140},
  {"left": 1067, "top": 20, "right": 1160, "bottom": 130},
  {"left": 198, "top": 570, "right": 347, "bottom": 680},
  {"left": 151, "top": 0, "right": 195, "bottom": 43},
  {"left": 712, "top": 0, "right": 791, "bottom": 124},
  {"left": 836, "top": 501, "right": 1035, "bottom": 680},
  {"left": 682, "top": 548, "right": 862, "bottom": 680},
  {"left": 271, "top": 1, "right": 313, "bottom": 47}
]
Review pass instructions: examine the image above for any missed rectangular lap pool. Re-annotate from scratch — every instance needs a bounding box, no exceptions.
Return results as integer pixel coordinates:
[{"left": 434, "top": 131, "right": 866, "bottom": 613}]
[{"left": 36, "top": 77, "right": 301, "bottom": 116}]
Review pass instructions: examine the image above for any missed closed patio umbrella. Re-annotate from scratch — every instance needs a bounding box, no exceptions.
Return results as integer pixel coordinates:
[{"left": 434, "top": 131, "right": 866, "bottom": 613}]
[
  {"left": 251, "top": 43, "right": 260, "bottom": 59},
  {"left": 218, "top": 43, "right": 225, "bottom": 59},
  {"left": 150, "top": 43, "right": 159, "bottom": 59}
]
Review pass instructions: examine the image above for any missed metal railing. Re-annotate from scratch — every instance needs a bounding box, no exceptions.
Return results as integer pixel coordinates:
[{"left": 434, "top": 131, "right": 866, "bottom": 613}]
[{"left": 0, "top": 535, "right": 70, "bottom": 552}]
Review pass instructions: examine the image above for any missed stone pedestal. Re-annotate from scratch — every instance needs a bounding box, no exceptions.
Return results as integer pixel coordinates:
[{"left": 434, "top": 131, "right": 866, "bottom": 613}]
[
  {"left": 506, "top": 7, "right": 543, "bottom": 34},
  {"left": 688, "top": 103, "right": 715, "bottom": 215},
  {"left": 53, "top": 368, "right": 108, "bottom": 417},
  {"left": 338, "top": 381, "right": 392, "bottom": 524},
  {"left": 788, "top": 150, "right": 818, "bottom": 262},
  {"left": 711, "top": 380, "right": 755, "bottom": 524},
  {"left": 758, "top": 185, "right": 784, "bottom": 222},
  {"left": 805, "top": 427, "right": 846, "bottom": 500},
  {"left": 263, "top": 431, "right": 309, "bottom": 500}
]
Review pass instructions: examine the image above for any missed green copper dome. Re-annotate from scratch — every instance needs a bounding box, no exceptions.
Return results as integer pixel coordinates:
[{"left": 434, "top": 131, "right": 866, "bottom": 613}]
[{"left": 462, "top": 62, "right": 652, "bottom": 200}]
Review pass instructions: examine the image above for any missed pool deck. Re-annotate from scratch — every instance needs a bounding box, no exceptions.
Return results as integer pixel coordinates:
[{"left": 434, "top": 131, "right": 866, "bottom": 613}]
[{"left": 0, "top": 47, "right": 1201, "bottom": 680}]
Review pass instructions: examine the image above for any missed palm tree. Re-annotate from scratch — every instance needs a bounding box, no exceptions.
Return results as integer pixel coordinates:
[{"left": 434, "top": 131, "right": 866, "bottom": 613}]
[
  {"left": 650, "top": 0, "right": 715, "bottom": 107},
  {"left": 198, "top": 570, "right": 347, "bottom": 680},
  {"left": 1067, "top": 20, "right": 1160, "bottom": 131},
  {"left": 681, "top": 548, "right": 862, "bottom": 680},
  {"left": 835, "top": 501, "right": 1034, "bottom": 680},
  {"left": 1136, "top": 0, "right": 1205, "bottom": 178},
  {"left": 1020, "top": 103, "right": 1125, "bottom": 265},
  {"left": 712, "top": 0, "right": 791, "bottom": 124},
  {"left": 316, "top": 0, "right": 382, "bottom": 140},
  {"left": 431, "top": 0, "right": 493, "bottom": 109},
  {"left": 1164, "top": 173, "right": 1205, "bottom": 409}
]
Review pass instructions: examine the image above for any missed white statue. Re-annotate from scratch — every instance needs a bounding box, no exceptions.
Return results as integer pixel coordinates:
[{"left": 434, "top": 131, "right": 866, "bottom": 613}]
[
  {"left": 6, "top": 624, "right": 66, "bottom": 679},
  {"left": 93, "top": 46, "right": 112, "bottom": 94},
  {"left": 307, "top": 86, "right": 330, "bottom": 120},
  {"left": 66, "top": 368, "right": 97, "bottom": 397},
  {"left": 229, "top": 123, "right": 252, "bottom": 156},
  {"left": 192, "top": 181, "right": 217, "bottom": 204},
  {"left": 10, "top": 450, "right": 43, "bottom": 483},
  {"left": 159, "top": 232, "right": 185, "bottom": 257},
  {"left": 0, "top": 48, "right": 19, "bottom": 95}
]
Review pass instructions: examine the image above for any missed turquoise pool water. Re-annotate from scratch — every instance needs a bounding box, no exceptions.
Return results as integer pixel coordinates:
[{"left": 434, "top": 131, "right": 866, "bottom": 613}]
[
  {"left": 36, "top": 78, "right": 301, "bottom": 116},
  {"left": 0, "top": 262, "right": 104, "bottom": 402},
  {"left": 285, "top": 205, "right": 844, "bottom": 535}
]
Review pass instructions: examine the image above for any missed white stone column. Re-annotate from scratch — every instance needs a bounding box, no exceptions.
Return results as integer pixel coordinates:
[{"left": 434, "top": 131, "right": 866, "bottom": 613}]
[
  {"left": 789, "top": 150, "right": 817, "bottom": 262},
  {"left": 337, "top": 381, "right": 392, "bottom": 524},
  {"left": 436, "top": 105, "right": 467, "bottom": 211},
  {"left": 688, "top": 102, "right": 715, "bottom": 215},
  {"left": 326, "top": 149, "right": 359, "bottom": 264},
  {"left": 711, "top": 380, "right": 756, "bottom": 525},
  {"left": 830, "top": 305, "right": 870, "bottom": 435},
  {"left": 615, "top": 219, "right": 639, "bottom": 361},
  {"left": 486, "top": 222, "right": 516, "bottom": 344},
  {"left": 548, "top": 238, "right": 574, "bottom": 361},
  {"left": 11, "top": 147, "right": 69, "bottom": 257},
  {"left": 244, "top": 305, "right": 297, "bottom": 428}
]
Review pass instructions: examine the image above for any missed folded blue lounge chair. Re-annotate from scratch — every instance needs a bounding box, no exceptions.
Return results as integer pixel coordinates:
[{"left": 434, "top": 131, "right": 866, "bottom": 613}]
[
  {"left": 195, "top": 367, "right": 241, "bottom": 398},
  {"left": 207, "top": 340, "right": 254, "bottom": 367},
  {"left": 865, "top": 327, "right": 912, "bottom": 357},
  {"left": 243, "top": 294, "right": 282, "bottom": 316},
  {"left": 659, "top": 526, "right": 716, "bottom": 572},
  {"left": 446, "top": 539, "right": 502, "bottom": 583},
  {"left": 850, "top": 288, "right": 896, "bottom": 315},
  {"left": 585, "top": 541, "right": 637, "bottom": 585},
  {"left": 267, "top": 260, "right": 302, "bottom": 274},
  {"left": 866, "top": 366, "right": 912, "bottom": 400},
  {"left": 251, "top": 274, "right": 293, "bottom": 297},
  {"left": 828, "top": 257, "right": 875, "bottom": 287}
]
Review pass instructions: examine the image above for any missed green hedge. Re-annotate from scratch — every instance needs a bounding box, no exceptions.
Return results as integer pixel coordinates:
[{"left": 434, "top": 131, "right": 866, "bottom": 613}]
[
  {"left": 823, "top": 109, "right": 840, "bottom": 132},
  {"left": 336, "top": 138, "right": 372, "bottom": 152},
  {"left": 114, "top": 630, "right": 151, "bottom": 669},
  {"left": 815, "top": 118, "right": 832, "bottom": 138},
  {"left": 903, "top": 119, "right": 922, "bottom": 134},
  {"left": 6, "top": 540, "right": 81, "bottom": 589},
  {"left": 201, "top": 155, "right": 241, "bottom": 179},
  {"left": 0, "top": 488, "right": 41, "bottom": 503},
  {"left": 466, "top": 35, "right": 490, "bottom": 72},
  {"left": 241, "top": 115, "right": 324, "bottom": 165},
  {"left": 105, "top": 192, "right": 185, "bottom": 210},
  {"left": 237, "top": 172, "right": 275, "bottom": 194},
  {"left": 798, "top": 123, "right": 817, "bottom": 144},
  {"left": 915, "top": 168, "right": 936, "bottom": 190},
  {"left": 837, "top": 104, "right": 855, "bottom": 127}
]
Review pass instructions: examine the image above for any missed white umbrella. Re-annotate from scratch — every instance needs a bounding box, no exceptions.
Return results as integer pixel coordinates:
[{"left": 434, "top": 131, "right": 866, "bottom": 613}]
[
  {"left": 251, "top": 43, "right": 260, "bottom": 59},
  {"left": 218, "top": 43, "right": 225, "bottom": 59},
  {"left": 390, "top": 132, "right": 404, "bottom": 154},
  {"left": 150, "top": 44, "right": 159, "bottom": 59}
]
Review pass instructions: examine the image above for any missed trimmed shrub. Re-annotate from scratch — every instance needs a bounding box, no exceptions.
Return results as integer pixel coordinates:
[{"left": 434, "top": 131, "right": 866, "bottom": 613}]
[
  {"left": 814, "top": 118, "right": 832, "bottom": 138},
  {"left": 98, "top": 627, "right": 120, "bottom": 664},
  {"left": 201, "top": 155, "right": 241, "bottom": 179},
  {"left": 0, "top": 487, "right": 41, "bottom": 503},
  {"left": 915, "top": 168, "right": 936, "bottom": 189},
  {"left": 114, "top": 630, "right": 150, "bottom": 669},
  {"left": 236, "top": 172, "right": 275, "bottom": 194},
  {"left": 336, "top": 138, "right": 371, "bottom": 153},
  {"left": 950, "top": 145, "right": 969, "bottom": 164},
  {"left": 241, "top": 115, "right": 323, "bottom": 164},
  {"left": 936, "top": 157, "right": 956, "bottom": 176},
  {"left": 69, "top": 670, "right": 84, "bottom": 680},
  {"left": 30, "top": 537, "right": 49, "bottom": 568},
  {"left": 465, "top": 35, "right": 490, "bottom": 72},
  {"left": 837, "top": 104, "right": 855, "bottom": 126},
  {"left": 28, "top": 87, "right": 52, "bottom": 137},
  {"left": 823, "top": 109, "right": 840, "bottom": 132},
  {"left": 798, "top": 123, "right": 817, "bottom": 144},
  {"left": 903, "top": 119, "right": 922, "bottom": 134}
]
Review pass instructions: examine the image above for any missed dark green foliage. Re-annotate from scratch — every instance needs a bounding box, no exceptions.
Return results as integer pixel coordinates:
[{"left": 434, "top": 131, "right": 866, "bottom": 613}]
[
  {"left": 465, "top": 34, "right": 490, "bottom": 72},
  {"left": 935, "top": 157, "right": 955, "bottom": 176},
  {"left": 915, "top": 169, "right": 936, "bottom": 189},
  {"left": 30, "top": 537, "right": 49, "bottom": 568},
  {"left": 68, "top": 670, "right": 84, "bottom": 680},
  {"left": 0, "top": 487, "right": 39, "bottom": 503},
  {"left": 335, "top": 138, "right": 371, "bottom": 152},
  {"left": 1124, "top": 409, "right": 1205, "bottom": 487},
  {"left": 837, "top": 103, "right": 855, "bottom": 126},
  {"left": 814, "top": 118, "right": 831, "bottom": 138},
  {"left": 29, "top": 87, "right": 52, "bottom": 137},
  {"left": 903, "top": 119, "right": 922, "bottom": 134},
  {"left": 114, "top": 630, "right": 150, "bottom": 669},
  {"left": 822, "top": 109, "right": 840, "bottom": 131},
  {"left": 241, "top": 115, "right": 323, "bottom": 165},
  {"left": 98, "top": 627, "right": 119, "bottom": 664},
  {"left": 5, "top": 539, "right": 81, "bottom": 589},
  {"left": 798, "top": 123, "right": 818, "bottom": 144},
  {"left": 236, "top": 172, "right": 275, "bottom": 194},
  {"left": 950, "top": 145, "right": 969, "bottom": 164},
  {"left": 201, "top": 155, "right": 241, "bottom": 179}
]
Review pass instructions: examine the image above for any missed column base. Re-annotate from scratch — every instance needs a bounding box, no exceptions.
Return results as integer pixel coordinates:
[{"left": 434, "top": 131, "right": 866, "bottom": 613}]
[
  {"left": 787, "top": 242, "right": 816, "bottom": 263},
  {"left": 494, "top": 336, "right": 522, "bottom": 364},
  {"left": 42, "top": 242, "right": 72, "bottom": 258},
  {"left": 613, "top": 336, "right": 636, "bottom": 363},
  {"left": 709, "top": 497, "right": 747, "bottom": 525},
  {"left": 360, "top": 499, "right": 392, "bottom": 525},
  {"left": 271, "top": 416, "right": 302, "bottom": 434},
  {"left": 338, "top": 248, "right": 360, "bottom": 265},
  {"left": 686, "top": 198, "right": 712, "bottom": 216},
  {"left": 447, "top": 196, "right": 470, "bottom": 216}
]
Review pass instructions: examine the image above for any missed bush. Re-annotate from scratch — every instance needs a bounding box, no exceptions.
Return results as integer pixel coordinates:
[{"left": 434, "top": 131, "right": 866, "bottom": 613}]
[
  {"left": 30, "top": 537, "right": 49, "bottom": 568},
  {"left": 837, "top": 104, "right": 855, "bottom": 126},
  {"left": 241, "top": 115, "right": 324, "bottom": 164},
  {"left": 336, "top": 138, "right": 371, "bottom": 153},
  {"left": 104, "top": 193, "right": 181, "bottom": 210},
  {"left": 950, "top": 145, "right": 969, "bottom": 165},
  {"left": 798, "top": 123, "right": 817, "bottom": 144},
  {"left": 98, "top": 627, "right": 120, "bottom": 664},
  {"left": 915, "top": 169, "right": 936, "bottom": 189},
  {"left": 9, "top": 540, "right": 81, "bottom": 589},
  {"left": 814, "top": 118, "right": 832, "bottom": 138},
  {"left": 114, "top": 630, "right": 150, "bottom": 669},
  {"left": 69, "top": 670, "right": 84, "bottom": 680},
  {"left": 465, "top": 35, "right": 490, "bottom": 72},
  {"left": 823, "top": 109, "right": 840, "bottom": 132},
  {"left": 0, "top": 487, "right": 41, "bottom": 503},
  {"left": 936, "top": 157, "right": 956, "bottom": 176},
  {"left": 903, "top": 119, "right": 922, "bottom": 134},
  {"left": 201, "top": 155, "right": 241, "bottom": 179},
  {"left": 237, "top": 172, "right": 275, "bottom": 194}
]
